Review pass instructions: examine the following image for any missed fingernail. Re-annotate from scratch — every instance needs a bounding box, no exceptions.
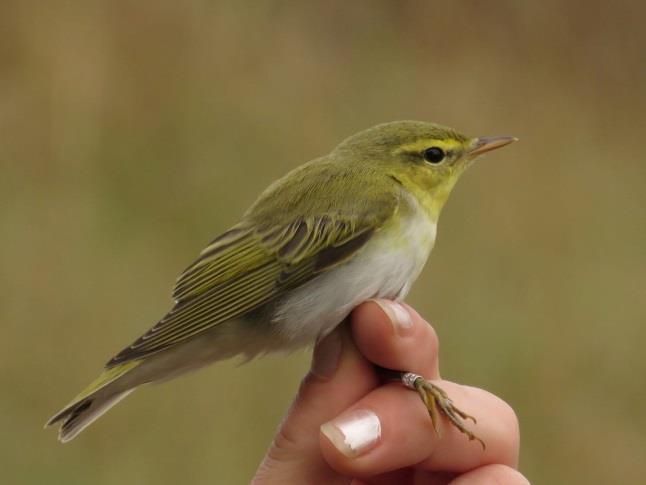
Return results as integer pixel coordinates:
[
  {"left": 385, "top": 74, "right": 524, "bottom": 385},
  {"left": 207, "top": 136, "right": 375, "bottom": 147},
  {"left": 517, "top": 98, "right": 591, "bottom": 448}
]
[
  {"left": 371, "top": 299, "right": 413, "bottom": 335},
  {"left": 321, "top": 409, "right": 381, "bottom": 457},
  {"left": 311, "top": 329, "right": 342, "bottom": 380}
]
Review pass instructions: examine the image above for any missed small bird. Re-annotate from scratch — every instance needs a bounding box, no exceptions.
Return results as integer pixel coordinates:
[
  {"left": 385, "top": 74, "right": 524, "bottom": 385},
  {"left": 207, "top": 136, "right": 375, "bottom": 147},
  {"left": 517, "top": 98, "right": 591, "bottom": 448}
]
[{"left": 46, "top": 121, "right": 516, "bottom": 444}]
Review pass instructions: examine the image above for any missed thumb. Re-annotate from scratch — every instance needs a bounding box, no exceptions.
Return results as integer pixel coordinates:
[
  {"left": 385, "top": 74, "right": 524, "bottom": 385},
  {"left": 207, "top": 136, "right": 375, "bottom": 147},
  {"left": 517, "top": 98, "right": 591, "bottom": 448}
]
[{"left": 253, "top": 324, "right": 378, "bottom": 484}]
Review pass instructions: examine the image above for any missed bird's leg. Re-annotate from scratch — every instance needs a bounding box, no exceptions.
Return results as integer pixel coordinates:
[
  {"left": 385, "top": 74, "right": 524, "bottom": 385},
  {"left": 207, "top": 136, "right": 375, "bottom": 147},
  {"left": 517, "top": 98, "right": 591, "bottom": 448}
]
[{"left": 377, "top": 367, "right": 485, "bottom": 449}]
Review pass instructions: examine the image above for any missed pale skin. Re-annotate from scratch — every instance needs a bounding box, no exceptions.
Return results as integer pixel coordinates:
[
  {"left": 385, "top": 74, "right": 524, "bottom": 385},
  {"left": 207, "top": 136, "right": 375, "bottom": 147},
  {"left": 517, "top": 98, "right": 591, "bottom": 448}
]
[{"left": 253, "top": 301, "right": 529, "bottom": 484}]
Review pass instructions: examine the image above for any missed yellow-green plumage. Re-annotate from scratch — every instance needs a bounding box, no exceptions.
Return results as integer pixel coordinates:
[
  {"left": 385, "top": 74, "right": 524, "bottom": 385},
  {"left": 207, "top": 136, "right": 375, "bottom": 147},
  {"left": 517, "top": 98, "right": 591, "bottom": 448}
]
[{"left": 46, "top": 121, "right": 515, "bottom": 442}]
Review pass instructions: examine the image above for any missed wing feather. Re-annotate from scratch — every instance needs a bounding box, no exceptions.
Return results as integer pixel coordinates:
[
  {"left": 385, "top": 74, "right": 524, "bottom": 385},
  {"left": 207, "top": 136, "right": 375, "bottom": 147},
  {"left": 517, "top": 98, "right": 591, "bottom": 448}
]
[
  {"left": 172, "top": 226, "right": 263, "bottom": 302},
  {"left": 106, "top": 168, "right": 400, "bottom": 367}
]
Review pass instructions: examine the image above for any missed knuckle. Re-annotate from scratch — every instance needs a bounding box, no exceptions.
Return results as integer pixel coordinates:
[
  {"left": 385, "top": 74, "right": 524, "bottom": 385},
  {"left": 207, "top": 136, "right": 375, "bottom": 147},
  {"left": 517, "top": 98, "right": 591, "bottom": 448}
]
[
  {"left": 491, "top": 395, "right": 521, "bottom": 466},
  {"left": 274, "top": 422, "right": 301, "bottom": 453},
  {"left": 252, "top": 425, "right": 301, "bottom": 483},
  {"left": 460, "top": 386, "right": 521, "bottom": 467}
]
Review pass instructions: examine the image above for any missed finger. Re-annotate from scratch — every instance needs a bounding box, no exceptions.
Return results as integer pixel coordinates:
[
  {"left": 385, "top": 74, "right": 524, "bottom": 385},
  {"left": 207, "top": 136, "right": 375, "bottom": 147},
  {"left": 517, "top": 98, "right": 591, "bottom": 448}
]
[
  {"left": 350, "top": 469, "right": 454, "bottom": 485},
  {"left": 351, "top": 299, "right": 440, "bottom": 379},
  {"left": 351, "top": 466, "right": 528, "bottom": 485},
  {"left": 448, "top": 464, "right": 530, "bottom": 485},
  {"left": 255, "top": 325, "right": 378, "bottom": 482},
  {"left": 320, "top": 381, "right": 520, "bottom": 479}
]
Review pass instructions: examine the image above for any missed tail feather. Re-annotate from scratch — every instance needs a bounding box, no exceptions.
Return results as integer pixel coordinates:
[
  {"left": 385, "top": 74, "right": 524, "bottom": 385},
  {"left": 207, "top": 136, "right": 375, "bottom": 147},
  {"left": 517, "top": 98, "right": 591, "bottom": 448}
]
[
  {"left": 55, "top": 390, "right": 135, "bottom": 443},
  {"left": 46, "top": 360, "right": 141, "bottom": 442}
]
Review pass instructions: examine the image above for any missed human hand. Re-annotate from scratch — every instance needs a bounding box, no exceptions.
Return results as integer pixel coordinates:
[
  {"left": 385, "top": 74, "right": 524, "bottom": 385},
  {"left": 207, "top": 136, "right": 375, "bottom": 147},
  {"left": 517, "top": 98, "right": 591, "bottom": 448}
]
[{"left": 252, "top": 300, "right": 528, "bottom": 484}]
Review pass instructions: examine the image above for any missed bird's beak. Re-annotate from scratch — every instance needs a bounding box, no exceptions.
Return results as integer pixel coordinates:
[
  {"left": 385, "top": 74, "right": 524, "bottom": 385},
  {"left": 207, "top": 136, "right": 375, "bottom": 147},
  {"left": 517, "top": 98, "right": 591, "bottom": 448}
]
[{"left": 468, "top": 136, "right": 518, "bottom": 157}]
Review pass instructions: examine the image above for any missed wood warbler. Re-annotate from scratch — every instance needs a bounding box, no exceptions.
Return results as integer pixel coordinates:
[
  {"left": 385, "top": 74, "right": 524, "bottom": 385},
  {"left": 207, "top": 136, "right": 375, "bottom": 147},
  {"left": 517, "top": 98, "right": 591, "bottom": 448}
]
[{"left": 46, "top": 120, "right": 516, "bottom": 444}]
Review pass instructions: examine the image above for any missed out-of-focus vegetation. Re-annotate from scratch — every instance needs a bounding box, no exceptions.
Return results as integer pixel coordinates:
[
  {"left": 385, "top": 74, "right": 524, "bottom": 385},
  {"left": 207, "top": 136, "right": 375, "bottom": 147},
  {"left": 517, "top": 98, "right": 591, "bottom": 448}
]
[{"left": 1, "top": 1, "right": 644, "bottom": 483}]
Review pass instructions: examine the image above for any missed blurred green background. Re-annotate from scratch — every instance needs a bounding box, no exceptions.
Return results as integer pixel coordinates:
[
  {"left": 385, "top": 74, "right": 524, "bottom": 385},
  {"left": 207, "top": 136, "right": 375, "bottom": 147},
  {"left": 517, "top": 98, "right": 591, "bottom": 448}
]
[{"left": 1, "top": 1, "right": 644, "bottom": 483}]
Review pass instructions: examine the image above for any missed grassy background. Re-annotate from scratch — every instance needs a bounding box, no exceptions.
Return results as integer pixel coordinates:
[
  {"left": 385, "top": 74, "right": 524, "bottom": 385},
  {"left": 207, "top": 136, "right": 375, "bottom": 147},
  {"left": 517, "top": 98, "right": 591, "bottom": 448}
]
[{"left": 1, "top": 1, "right": 644, "bottom": 483}]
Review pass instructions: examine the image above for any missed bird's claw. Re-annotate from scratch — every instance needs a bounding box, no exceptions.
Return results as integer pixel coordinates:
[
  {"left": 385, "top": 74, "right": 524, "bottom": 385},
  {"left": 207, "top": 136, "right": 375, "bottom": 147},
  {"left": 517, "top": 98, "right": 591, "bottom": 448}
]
[{"left": 402, "top": 372, "right": 486, "bottom": 449}]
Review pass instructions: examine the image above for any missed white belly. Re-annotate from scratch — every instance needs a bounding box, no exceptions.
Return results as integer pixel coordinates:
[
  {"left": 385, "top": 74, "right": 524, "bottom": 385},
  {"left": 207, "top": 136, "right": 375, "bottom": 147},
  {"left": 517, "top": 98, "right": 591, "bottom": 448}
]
[{"left": 272, "top": 200, "right": 437, "bottom": 349}]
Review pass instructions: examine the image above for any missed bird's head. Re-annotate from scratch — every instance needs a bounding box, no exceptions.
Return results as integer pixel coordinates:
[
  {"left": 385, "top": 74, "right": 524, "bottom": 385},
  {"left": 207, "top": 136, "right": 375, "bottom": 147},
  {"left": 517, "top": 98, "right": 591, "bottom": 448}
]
[{"left": 334, "top": 120, "right": 517, "bottom": 219}]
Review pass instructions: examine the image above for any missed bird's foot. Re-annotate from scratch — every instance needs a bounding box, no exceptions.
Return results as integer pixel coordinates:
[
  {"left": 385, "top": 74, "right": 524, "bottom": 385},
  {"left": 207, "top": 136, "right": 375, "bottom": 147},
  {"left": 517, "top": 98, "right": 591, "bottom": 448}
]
[{"left": 401, "top": 372, "right": 485, "bottom": 449}]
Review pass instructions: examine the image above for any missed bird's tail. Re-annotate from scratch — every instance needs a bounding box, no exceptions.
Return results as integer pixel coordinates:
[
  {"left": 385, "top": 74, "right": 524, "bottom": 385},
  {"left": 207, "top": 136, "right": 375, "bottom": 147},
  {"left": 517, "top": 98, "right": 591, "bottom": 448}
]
[{"left": 45, "top": 360, "right": 141, "bottom": 443}]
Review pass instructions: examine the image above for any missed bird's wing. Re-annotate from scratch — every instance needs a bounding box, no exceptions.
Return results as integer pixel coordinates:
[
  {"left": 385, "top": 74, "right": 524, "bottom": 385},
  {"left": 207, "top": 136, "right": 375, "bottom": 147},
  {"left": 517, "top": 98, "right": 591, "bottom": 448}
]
[{"left": 106, "top": 170, "right": 399, "bottom": 367}]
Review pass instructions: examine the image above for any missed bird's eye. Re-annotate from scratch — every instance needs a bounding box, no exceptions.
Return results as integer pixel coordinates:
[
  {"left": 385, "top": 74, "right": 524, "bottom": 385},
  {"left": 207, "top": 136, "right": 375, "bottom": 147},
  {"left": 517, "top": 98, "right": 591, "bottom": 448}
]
[{"left": 423, "top": 147, "right": 445, "bottom": 164}]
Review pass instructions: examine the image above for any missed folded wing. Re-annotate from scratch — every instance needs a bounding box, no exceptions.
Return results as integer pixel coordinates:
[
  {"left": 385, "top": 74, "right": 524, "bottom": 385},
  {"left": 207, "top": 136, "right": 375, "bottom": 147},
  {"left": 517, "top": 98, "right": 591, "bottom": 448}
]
[{"left": 106, "top": 185, "right": 398, "bottom": 367}]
